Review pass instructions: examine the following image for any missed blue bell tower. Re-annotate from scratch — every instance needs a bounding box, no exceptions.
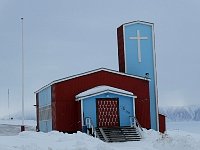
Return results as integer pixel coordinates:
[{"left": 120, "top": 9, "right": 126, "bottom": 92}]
[{"left": 117, "top": 21, "right": 159, "bottom": 131}]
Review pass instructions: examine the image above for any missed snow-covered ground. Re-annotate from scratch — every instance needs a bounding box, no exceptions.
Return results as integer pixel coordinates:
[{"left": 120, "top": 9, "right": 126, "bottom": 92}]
[
  {"left": 167, "top": 121, "right": 200, "bottom": 134},
  {"left": 0, "top": 120, "right": 200, "bottom": 150},
  {"left": 0, "top": 129, "right": 200, "bottom": 150},
  {"left": 0, "top": 119, "right": 36, "bottom": 136}
]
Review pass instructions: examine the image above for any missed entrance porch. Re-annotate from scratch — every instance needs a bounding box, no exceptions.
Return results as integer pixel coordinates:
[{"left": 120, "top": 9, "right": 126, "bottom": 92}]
[{"left": 76, "top": 85, "right": 136, "bottom": 130}]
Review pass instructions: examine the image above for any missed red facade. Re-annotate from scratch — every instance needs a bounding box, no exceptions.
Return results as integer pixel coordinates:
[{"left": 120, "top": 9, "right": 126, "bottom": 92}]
[
  {"left": 36, "top": 94, "right": 39, "bottom": 131},
  {"left": 117, "top": 25, "right": 125, "bottom": 73},
  {"left": 159, "top": 114, "right": 166, "bottom": 133},
  {"left": 49, "top": 69, "right": 151, "bottom": 132}
]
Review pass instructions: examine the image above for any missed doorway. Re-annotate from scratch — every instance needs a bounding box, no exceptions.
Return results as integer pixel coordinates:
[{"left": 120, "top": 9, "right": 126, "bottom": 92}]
[{"left": 96, "top": 98, "right": 119, "bottom": 127}]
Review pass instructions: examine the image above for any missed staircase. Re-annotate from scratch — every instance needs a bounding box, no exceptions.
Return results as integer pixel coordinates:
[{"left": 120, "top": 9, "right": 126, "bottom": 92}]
[{"left": 96, "top": 126, "right": 142, "bottom": 142}]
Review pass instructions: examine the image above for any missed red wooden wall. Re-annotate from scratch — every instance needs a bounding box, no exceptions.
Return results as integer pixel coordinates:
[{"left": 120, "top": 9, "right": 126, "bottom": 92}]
[
  {"left": 36, "top": 94, "right": 39, "bottom": 131},
  {"left": 117, "top": 25, "right": 125, "bottom": 73},
  {"left": 159, "top": 114, "right": 166, "bottom": 133},
  {"left": 51, "top": 70, "right": 151, "bottom": 133}
]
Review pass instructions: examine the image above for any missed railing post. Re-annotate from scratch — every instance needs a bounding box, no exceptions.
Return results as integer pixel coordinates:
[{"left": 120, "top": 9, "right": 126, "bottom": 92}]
[
  {"left": 130, "top": 116, "right": 135, "bottom": 127},
  {"left": 134, "top": 117, "right": 137, "bottom": 127},
  {"left": 85, "top": 117, "right": 95, "bottom": 137},
  {"left": 85, "top": 117, "right": 91, "bottom": 128}
]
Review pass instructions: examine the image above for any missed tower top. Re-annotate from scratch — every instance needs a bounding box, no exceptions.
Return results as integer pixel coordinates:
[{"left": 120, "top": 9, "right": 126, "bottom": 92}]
[{"left": 120, "top": 20, "right": 154, "bottom": 27}]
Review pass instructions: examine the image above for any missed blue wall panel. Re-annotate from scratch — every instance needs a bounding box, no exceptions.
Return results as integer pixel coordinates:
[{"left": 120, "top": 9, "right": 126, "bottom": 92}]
[
  {"left": 119, "top": 97, "right": 133, "bottom": 126},
  {"left": 38, "top": 86, "right": 51, "bottom": 108},
  {"left": 39, "top": 119, "right": 52, "bottom": 132},
  {"left": 83, "top": 92, "right": 134, "bottom": 128},
  {"left": 38, "top": 86, "right": 52, "bottom": 132}
]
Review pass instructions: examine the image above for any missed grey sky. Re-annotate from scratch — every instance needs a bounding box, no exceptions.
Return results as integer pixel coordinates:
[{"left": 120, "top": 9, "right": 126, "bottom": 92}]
[{"left": 0, "top": 0, "right": 200, "bottom": 117}]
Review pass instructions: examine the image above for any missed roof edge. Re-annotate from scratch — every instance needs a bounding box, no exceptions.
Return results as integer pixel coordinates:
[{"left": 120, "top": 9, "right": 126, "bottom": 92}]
[
  {"left": 119, "top": 20, "right": 154, "bottom": 27},
  {"left": 76, "top": 89, "right": 136, "bottom": 101},
  {"left": 34, "top": 67, "right": 150, "bottom": 94}
]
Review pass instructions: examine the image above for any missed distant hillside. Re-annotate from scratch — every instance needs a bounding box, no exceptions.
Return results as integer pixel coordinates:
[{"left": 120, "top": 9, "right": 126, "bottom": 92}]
[
  {"left": 0, "top": 109, "right": 36, "bottom": 120},
  {"left": 159, "top": 105, "right": 200, "bottom": 121}
]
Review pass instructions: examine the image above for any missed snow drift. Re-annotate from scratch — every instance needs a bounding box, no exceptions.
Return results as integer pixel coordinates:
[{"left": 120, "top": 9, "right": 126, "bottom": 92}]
[{"left": 0, "top": 129, "right": 200, "bottom": 150}]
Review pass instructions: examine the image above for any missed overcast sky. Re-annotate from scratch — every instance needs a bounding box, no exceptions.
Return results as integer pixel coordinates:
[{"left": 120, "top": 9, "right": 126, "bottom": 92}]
[{"left": 0, "top": 0, "right": 200, "bottom": 117}]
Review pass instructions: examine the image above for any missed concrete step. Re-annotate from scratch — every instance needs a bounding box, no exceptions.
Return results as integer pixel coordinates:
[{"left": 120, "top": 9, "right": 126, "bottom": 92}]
[
  {"left": 95, "top": 128, "right": 106, "bottom": 141},
  {"left": 95, "top": 126, "right": 142, "bottom": 142}
]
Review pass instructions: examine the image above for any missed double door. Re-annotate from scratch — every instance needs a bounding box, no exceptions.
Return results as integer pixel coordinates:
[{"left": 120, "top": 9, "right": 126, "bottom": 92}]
[{"left": 96, "top": 98, "right": 119, "bottom": 127}]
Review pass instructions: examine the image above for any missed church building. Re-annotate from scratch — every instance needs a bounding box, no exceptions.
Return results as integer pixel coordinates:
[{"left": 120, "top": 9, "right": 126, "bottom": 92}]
[{"left": 35, "top": 21, "right": 166, "bottom": 139}]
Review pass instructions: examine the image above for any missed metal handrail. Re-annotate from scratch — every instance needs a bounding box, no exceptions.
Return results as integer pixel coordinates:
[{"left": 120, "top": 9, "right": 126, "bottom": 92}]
[
  {"left": 129, "top": 116, "right": 143, "bottom": 139},
  {"left": 129, "top": 116, "right": 143, "bottom": 131},
  {"left": 129, "top": 116, "right": 134, "bottom": 127},
  {"left": 85, "top": 117, "right": 96, "bottom": 137},
  {"left": 85, "top": 117, "right": 92, "bottom": 128},
  {"left": 134, "top": 117, "right": 143, "bottom": 131}
]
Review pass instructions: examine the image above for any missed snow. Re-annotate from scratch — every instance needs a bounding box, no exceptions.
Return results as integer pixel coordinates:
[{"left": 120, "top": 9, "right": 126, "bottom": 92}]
[
  {"left": 167, "top": 121, "right": 200, "bottom": 134},
  {"left": 1, "top": 120, "right": 200, "bottom": 150},
  {"left": 76, "top": 85, "right": 134, "bottom": 100},
  {"left": 0, "top": 119, "right": 36, "bottom": 136},
  {"left": 1, "top": 129, "right": 200, "bottom": 150}
]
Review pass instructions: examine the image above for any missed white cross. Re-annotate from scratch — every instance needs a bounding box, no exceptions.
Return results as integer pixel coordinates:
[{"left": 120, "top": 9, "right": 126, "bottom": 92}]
[{"left": 129, "top": 30, "right": 148, "bottom": 63}]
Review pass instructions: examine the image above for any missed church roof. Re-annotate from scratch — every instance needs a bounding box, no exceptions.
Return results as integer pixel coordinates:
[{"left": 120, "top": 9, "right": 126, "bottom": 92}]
[
  {"left": 75, "top": 85, "right": 136, "bottom": 101},
  {"left": 35, "top": 68, "right": 150, "bottom": 94}
]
